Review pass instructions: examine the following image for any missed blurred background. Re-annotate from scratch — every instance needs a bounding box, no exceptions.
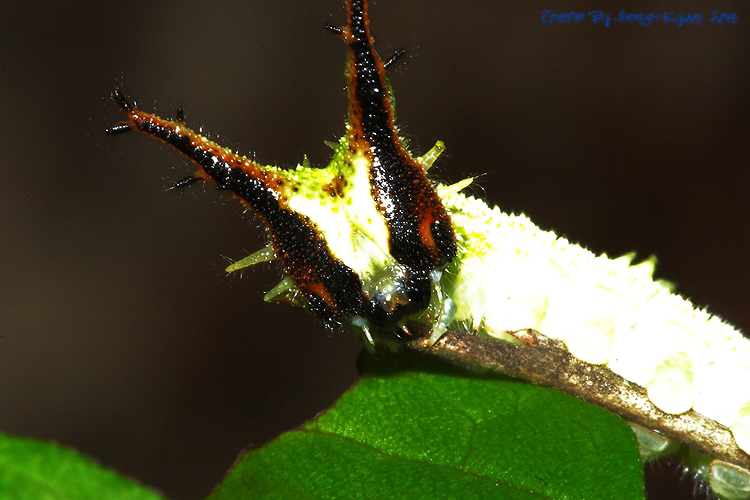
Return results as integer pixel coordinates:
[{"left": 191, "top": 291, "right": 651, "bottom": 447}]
[{"left": 1, "top": 0, "right": 748, "bottom": 498}]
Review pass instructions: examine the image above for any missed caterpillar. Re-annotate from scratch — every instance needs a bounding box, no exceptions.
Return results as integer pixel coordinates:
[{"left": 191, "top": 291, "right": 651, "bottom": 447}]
[{"left": 106, "top": 0, "right": 750, "bottom": 497}]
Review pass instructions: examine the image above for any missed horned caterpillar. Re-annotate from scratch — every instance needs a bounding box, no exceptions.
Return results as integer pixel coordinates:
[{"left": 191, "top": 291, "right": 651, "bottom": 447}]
[{"left": 106, "top": 0, "right": 750, "bottom": 497}]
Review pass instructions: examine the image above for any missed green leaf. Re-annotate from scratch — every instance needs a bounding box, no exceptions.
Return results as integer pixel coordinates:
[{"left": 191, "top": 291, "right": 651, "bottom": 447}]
[
  {"left": 209, "top": 349, "right": 645, "bottom": 499},
  {"left": 0, "top": 433, "right": 165, "bottom": 500}
]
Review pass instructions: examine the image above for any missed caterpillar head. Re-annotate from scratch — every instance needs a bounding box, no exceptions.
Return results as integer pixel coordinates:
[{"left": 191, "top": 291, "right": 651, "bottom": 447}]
[{"left": 106, "top": 0, "right": 456, "bottom": 342}]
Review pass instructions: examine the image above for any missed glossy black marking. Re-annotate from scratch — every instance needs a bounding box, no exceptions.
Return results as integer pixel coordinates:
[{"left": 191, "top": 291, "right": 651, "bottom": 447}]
[
  {"left": 105, "top": 123, "right": 132, "bottom": 135},
  {"left": 107, "top": 90, "right": 376, "bottom": 328},
  {"left": 175, "top": 106, "right": 185, "bottom": 122},
  {"left": 324, "top": 23, "right": 343, "bottom": 36},
  {"left": 170, "top": 175, "right": 200, "bottom": 190},
  {"left": 341, "top": 0, "right": 458, "bottom": 327},
  {"left": 366, "top": 271, "right": 431, "bottom": 325},
  {"left": 346, "top": 0, "right": 457, "bottom": 271},
  {"left": 219, "top": 166, "right": 368, "bottom": 327},
  {"left": 383, "top": 49, "right": 406, "bottom": 69},
  {"left": 112, "top": 88, "right": 133, "bottom": 111}
]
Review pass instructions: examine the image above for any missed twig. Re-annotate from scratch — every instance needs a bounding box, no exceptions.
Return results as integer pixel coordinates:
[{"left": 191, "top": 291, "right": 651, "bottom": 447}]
[{"left": 404, "top": 329, "right": 750, "bottom": 470}]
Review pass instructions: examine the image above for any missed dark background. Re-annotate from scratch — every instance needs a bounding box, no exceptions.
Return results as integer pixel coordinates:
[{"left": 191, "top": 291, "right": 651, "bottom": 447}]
[{"left": 2, "top": 1, "right": 748, "bottom": 498}]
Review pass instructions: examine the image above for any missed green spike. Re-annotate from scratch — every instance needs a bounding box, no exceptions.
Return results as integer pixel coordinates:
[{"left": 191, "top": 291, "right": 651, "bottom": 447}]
[
  {"left": 225, "top": 245, "right": 276, "bottom": 273},
  {"left": 437, "top": 177, "right": 473, "bottom": 199},
  {"left": 418, "top": 140, "right": 446, "bottom": 171},
  {"left": 657, "top": 279, "right": 676, "bottom": 291},
  {"left": 615, "top": 252, "right": 637, "bottom": 265},
  {"left": 264, "top": 276, "right": 297, "bottom": 303},
  {"left": 632, "top": 254, "right": 657, "bottom": 277}
]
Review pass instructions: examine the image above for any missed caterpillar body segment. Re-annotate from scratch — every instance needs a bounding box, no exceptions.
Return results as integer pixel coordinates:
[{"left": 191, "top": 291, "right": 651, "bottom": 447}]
[{"left": 441, "top": 189, "right": 750, "bottom": 497}]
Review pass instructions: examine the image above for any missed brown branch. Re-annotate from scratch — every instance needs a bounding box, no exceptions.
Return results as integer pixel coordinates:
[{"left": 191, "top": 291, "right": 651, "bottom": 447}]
[{"left": 404, "top": 330, "right": 750, "bottom": 470}]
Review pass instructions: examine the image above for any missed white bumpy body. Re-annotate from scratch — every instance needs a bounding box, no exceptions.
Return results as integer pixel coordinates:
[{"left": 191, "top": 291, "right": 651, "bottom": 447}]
[{"left": 440, "top": 188, "right": 750, "bottom": 463}]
